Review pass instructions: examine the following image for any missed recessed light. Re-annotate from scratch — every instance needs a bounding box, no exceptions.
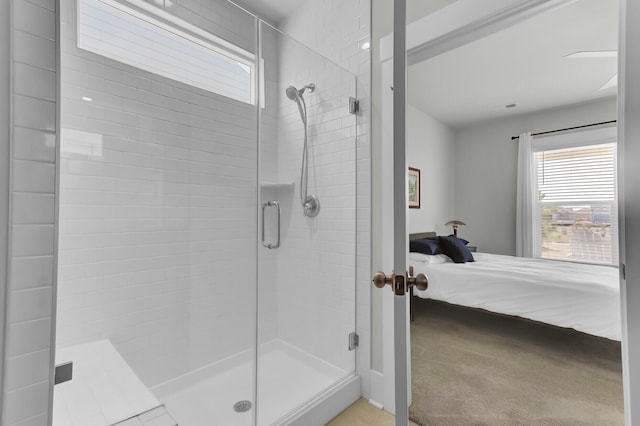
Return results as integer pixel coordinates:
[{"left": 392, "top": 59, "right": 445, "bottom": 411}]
[
  {"left": 360, "top": 41, "right": 371, "bottom": 51},
  {"left": 82, "top": 96, "right": 93, "bottom": 102},
  {"left": 564, "top": 50, "right": 617, "bottom": 59}
]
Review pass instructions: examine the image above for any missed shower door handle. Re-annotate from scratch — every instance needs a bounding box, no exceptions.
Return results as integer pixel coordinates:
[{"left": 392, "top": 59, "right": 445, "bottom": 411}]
[{"left": 261, "top": 201, "right": 280, "bottom": 249}]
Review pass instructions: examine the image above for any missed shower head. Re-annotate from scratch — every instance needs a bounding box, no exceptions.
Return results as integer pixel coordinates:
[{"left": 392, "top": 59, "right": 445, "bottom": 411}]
[
  {"left": 285, "top": 86, "right": 299, "bottom": 101},
  {"left": 285, "top": 83, "right": 315, "bottom": 101}
]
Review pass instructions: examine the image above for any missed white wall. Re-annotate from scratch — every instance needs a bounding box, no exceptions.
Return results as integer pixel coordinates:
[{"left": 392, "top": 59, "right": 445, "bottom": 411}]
[
  {"left": 407, "top": 105, "right": 455, "bottom": 235},
  {"left": 279, "top": 0, "right": 372, "bottom": 395},
  {"left": 0, "top": 0, "right": 9, "bottom": 417},
  {"left": 1, "top": 1, "right": 58, "bottom": 425},
  {"left": 0, "top": 2, "right": 11, "bottom": 416},
  {"left": 56, "top": 0, "right": 264, "bottom": 387},
  {"left": 453, "top": 97, "right": 617, "bottom": 255}
]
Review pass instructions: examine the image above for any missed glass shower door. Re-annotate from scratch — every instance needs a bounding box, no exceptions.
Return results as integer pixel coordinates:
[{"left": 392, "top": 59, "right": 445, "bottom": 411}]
[{"left": 256, "top": 21, "right": 358, "bottom": 425}]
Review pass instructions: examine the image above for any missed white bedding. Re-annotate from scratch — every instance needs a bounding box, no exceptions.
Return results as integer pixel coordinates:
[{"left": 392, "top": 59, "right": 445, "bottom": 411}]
[{"left": 410, "top": 252, "right": 621, "bottom": 340}]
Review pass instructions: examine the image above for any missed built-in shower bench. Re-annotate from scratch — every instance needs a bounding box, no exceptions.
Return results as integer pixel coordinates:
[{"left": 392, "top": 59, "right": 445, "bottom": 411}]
[{"left": 53, "top": 340, "right": 177, "bottom": 426}]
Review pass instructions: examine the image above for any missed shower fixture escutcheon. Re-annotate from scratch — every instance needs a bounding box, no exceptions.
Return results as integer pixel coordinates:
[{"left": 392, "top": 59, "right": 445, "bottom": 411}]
[{"left": 304, "top": 194, "right": 320, "bottom": 217}]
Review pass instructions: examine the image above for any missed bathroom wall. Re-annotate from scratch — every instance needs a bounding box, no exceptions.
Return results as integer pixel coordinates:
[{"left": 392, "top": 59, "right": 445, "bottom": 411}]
[
  {"left": 1, "top": 0, "right": 58, "bottom": 425},
  {"left": 56, "top": 0, "right": 270, "bottom": 386},
  {"left": 277, "top": 0, "right": 371, "bottom": 389},
  {"left": 0, "top": 1, "right": 8, "bottom": 415},
  {"left": 0, "top": 0, "right": 371, "bottom": 423}
]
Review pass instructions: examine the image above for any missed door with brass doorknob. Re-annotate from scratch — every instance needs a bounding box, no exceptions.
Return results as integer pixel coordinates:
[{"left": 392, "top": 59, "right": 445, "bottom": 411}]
[{"left": 372, "top": 267, "right": 428, "bottom": 296}]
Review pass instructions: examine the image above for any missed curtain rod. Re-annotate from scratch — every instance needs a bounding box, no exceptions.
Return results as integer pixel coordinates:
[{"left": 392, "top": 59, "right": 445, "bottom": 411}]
[{"left": 510, "top": 120, "right": 617, "bottom": 141}]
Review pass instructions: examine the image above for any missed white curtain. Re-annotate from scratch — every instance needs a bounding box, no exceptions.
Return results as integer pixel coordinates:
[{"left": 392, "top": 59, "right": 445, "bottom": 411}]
[{"left": 516, "top": 132, "right": 535, "bottom": 257}]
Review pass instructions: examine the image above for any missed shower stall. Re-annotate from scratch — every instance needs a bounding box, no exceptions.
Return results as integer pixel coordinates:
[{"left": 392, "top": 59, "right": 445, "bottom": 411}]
[{"left": 53, "top": 0, "right": 358, "bottom": 424}]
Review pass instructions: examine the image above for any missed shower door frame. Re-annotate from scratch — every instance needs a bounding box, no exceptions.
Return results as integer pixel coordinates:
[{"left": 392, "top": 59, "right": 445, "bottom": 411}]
[{"left": 381, "top": 0, "right": 639, "bottom": 423}]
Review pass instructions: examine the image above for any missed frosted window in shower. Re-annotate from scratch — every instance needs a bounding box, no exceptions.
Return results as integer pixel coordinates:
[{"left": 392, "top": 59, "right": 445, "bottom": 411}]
[{"left": 77, "top": 0, "right": 255, "bottom": 104}]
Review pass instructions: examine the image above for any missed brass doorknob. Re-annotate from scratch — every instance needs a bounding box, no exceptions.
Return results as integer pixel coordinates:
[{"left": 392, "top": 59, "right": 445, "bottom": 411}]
[
  {"left": 407, "top": 266, "right": 428, "bottom": 291},
  {"left": 372, "top": 271, "right": 393, "bottom": 289},
  {"left": 414, "top": 273, "right": 428, "bottom": 291}
]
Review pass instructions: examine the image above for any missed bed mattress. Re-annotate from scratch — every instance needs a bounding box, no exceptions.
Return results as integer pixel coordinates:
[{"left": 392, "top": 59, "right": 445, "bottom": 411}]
[{"left": 411, "top": 252, "right": 621, "bottom": 340}]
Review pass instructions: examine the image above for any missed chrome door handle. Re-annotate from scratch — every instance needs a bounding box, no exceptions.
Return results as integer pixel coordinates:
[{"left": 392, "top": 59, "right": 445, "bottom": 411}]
[{"left": 261, "top": 201, "right": 280, "bottom": 249}]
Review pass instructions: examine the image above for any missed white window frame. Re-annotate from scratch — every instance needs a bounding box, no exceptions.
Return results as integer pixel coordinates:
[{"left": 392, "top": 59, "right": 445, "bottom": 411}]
[
  {"left": 531, "top": 126, "right": 618, "bottom": 265},
  {"left": 78, "top": 0, "right": 257, "bottom": 105}
]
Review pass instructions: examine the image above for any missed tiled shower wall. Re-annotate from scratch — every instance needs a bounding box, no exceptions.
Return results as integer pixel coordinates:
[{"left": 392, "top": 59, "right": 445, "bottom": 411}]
[
  {"left": 2, "top": 0, "right": 58, "bottom": 425},
  {"left": 56, "top": 0, "right": 267, "bottom": 386},
  {"left": 279, "top": 0, "right": 372, "bottom": 396}
]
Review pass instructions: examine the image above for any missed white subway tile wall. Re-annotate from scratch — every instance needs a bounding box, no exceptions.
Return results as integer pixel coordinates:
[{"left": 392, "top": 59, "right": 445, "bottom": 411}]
[
  {"left": 279, "top": 0, "right": 372, "bottom": 397},
  {"left": 57, "top": 0, "right": 260, "bottom": 386},
  {"left": 3, "top": 0, "right": 58, "bottom": 425},
  {"left": 1, "top": 0, "right": 371, "bottom": 424}
]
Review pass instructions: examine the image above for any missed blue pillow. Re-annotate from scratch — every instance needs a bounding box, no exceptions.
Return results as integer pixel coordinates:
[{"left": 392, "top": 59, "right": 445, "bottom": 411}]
[
  {"left": 409, "top": 237, "right": 442, "bottom": 255},
  {"left": 448, "top": 235, "right": 469, "bottom": 245},
  {"left": 439, "top": 235, "right": 474, "bottom": 263}
]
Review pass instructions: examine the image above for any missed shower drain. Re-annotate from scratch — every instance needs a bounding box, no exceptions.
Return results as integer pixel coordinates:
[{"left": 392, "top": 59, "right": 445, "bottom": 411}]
[{"left": 233, "top": 400, "right": 253, "bottom": 413}]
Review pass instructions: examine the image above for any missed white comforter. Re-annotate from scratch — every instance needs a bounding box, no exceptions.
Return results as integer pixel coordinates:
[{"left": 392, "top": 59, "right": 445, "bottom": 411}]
[{"left": 411, "top": 252, "right": 621, "bottom": 340}]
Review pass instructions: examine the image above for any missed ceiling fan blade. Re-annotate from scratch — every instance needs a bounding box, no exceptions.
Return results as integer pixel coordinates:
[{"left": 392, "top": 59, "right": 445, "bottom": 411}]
[
  {"left": 565, "top": 50, "right": 618, "bottom": 59},
  {"left": 600, "top": 74, "right": 618, "bottom": 90}
]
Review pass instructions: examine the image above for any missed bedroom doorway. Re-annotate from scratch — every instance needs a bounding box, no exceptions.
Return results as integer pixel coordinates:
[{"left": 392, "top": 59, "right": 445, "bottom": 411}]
[{"left": 376, "top": 0, "right": 638, "bottom": 424}]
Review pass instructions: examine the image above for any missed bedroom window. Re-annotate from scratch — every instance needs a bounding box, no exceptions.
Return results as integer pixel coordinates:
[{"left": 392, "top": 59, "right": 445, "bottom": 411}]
[
  {"left": 534, "top": 142, "right": 618, "bottom": 265},
  {"left": 77, "top": 0, "right": 256, "bottom": 105}
]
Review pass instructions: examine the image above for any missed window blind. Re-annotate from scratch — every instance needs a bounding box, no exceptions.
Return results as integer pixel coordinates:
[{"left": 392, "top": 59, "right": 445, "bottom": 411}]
[
  {"left": 78, "top": 0, "right": 256, "bottom": 104},
  {"left": 534, "top": 142, "right": 618, "bottom": 265}
]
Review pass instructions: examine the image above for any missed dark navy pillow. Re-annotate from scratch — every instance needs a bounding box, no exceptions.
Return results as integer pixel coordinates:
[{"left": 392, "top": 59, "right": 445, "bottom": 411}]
[
  {"left": 409, "top": 237, "right": 442, "bottom": 255},
  {"left": 439, "top": 235, "right": 474, "bottom": 263},
  {"left": 448, "top": 235, "right": 469, "bottom": 245}
]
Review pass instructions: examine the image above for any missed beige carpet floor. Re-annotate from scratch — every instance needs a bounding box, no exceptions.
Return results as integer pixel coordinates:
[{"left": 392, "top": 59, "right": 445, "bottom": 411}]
[{"left": 409, "top": 298, "right": 624, "bottom": 426}]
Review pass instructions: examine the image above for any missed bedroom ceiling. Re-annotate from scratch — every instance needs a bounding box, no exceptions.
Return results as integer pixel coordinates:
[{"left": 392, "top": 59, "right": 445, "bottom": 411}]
[{"left": 408, "top": 0, "right": 619, "bottom": 128}]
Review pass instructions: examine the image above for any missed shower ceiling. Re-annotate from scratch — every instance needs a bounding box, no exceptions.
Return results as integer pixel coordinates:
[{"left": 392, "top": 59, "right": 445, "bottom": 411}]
[{"left": 230, "top": 0, "right": 300, "bottom": 24}]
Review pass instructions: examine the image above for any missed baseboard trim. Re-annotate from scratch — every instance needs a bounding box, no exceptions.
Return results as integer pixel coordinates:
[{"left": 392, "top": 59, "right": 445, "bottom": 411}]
[
  {"left": 369, "top": 369, "right": 385, "bottom": 410},
  {"left": 368, "top": 398, "right": 384, "bottom": 410}
]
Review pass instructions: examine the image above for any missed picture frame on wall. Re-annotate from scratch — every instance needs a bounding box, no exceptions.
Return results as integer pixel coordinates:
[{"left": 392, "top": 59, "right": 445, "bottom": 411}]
[{"left": 408, "top": 167, "right": 420, "bottom": 209}]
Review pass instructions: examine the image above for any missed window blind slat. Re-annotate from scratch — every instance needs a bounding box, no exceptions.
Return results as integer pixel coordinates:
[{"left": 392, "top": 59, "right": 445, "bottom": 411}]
[
  {"left": 534, "top": 142, "right": 618, "bottom": 265},
  {"left": 78, "top": 0, "right": 255, "bottom": 105}
]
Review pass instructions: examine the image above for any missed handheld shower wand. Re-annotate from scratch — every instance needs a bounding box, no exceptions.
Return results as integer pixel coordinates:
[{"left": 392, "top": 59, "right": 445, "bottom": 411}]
[{"left": 286, "top": 83, "right": 319, "bottom": 217}]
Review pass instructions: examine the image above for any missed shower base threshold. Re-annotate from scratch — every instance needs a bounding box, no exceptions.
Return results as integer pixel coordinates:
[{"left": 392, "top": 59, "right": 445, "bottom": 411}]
[{"left": 151, "top": 339, "right": 357, "bottom": 425}]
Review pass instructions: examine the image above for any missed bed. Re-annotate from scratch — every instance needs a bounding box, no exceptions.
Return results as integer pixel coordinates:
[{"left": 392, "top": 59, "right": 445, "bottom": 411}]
[{"left": 409, "top": 232, "right": 621, "bottom": 341}]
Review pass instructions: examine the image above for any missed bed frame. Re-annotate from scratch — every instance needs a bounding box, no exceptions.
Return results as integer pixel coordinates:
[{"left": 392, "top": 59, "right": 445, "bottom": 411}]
[{"left": 409, "top": 232, "right": 437, "bottom": 240}]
